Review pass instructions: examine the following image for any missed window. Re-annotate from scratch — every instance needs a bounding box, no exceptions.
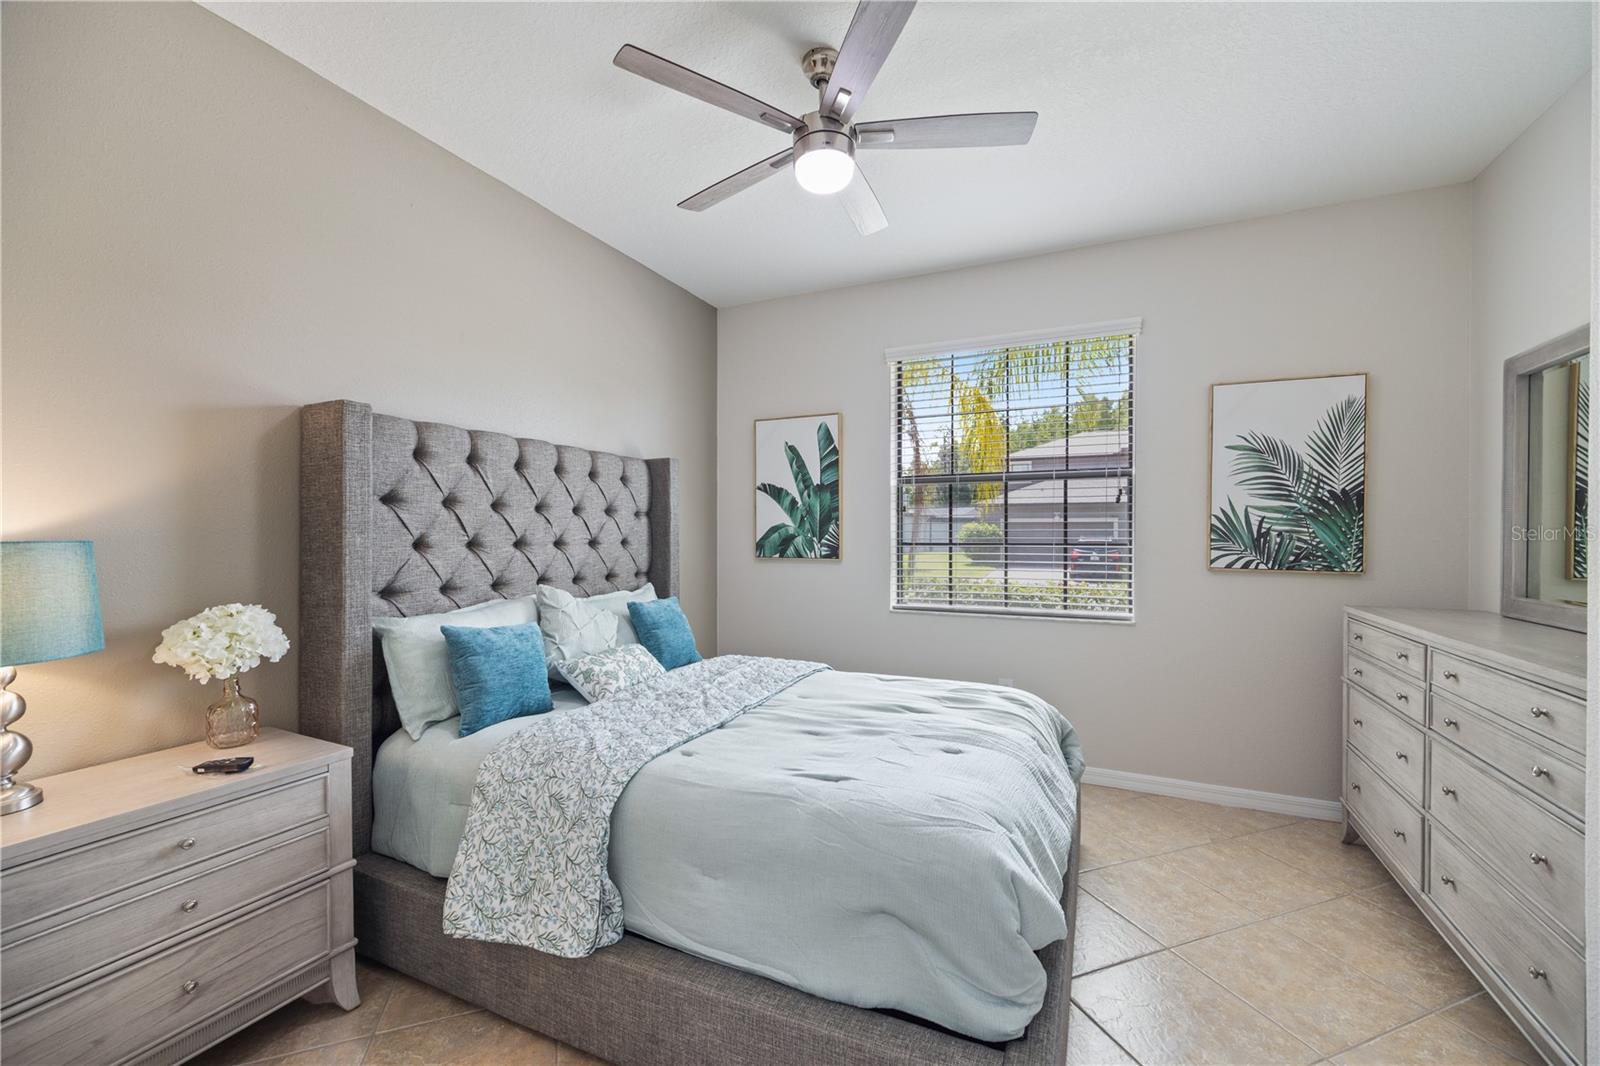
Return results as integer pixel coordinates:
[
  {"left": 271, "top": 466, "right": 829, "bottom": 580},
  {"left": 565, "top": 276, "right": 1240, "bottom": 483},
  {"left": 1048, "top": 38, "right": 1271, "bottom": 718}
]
[{"left": 888, "top": 323, "right": 1137, "bottom": 620}]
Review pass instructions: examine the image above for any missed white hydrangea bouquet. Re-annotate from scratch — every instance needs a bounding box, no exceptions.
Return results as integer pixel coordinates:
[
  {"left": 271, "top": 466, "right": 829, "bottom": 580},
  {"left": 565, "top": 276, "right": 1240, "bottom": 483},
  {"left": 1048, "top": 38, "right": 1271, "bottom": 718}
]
[
  {"left": 153, "top": 603, "right": 290, "bottom": 748},
  {"left": 153, "top": 603, "right": 290, "bottom": 682}
]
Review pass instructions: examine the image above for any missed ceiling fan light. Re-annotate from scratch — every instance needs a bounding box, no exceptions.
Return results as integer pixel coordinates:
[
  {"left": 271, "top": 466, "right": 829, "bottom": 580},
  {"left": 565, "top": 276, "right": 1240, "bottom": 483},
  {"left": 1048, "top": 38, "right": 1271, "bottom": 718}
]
[{"left": 794, "top": 147, "right": 855, "bottom": 195}]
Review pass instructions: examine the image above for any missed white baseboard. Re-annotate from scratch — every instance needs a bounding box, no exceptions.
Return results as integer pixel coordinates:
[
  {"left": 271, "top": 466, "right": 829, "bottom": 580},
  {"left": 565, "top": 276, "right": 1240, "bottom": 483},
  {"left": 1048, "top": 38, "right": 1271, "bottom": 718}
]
[{"left": 1082, "top": 766, "right": 1342, "bottom": 822}]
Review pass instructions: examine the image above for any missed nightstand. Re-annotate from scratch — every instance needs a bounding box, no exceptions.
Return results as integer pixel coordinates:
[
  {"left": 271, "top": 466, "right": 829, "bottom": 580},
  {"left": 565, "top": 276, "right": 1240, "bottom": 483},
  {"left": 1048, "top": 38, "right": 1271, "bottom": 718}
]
[{"left": 0, "top": 727, "right": 358, "bottom": 1065}]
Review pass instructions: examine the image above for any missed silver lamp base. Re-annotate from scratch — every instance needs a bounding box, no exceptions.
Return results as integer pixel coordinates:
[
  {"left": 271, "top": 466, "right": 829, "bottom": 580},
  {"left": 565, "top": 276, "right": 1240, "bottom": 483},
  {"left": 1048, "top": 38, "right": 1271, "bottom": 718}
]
[
  {"left": 0, "top": 781, "right": 42, "bottom": 814},
  {"left": 0, "top": 665, "right": 42, "bottom": 816}
]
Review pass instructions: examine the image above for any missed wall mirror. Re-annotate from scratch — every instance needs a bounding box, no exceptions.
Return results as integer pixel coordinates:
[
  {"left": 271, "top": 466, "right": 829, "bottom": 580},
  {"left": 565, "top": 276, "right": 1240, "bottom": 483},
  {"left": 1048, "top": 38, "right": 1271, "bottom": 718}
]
[{"left": 1502, "top": 324, "right": 1590, "bottom": 631}]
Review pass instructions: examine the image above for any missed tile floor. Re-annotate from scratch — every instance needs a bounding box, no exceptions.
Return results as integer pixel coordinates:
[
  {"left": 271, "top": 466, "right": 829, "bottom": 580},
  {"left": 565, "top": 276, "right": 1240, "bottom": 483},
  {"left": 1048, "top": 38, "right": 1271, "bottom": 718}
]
[{"left": 197, "top": 785, "right": 1541, "bottom": 1066}]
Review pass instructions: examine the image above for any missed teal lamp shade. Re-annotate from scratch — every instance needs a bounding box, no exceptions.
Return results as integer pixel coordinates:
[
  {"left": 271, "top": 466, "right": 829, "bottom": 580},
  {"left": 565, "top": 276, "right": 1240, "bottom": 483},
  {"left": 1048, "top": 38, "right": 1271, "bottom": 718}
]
[{"left": 0, "top": 541, "right": 105, "bottom": 666}]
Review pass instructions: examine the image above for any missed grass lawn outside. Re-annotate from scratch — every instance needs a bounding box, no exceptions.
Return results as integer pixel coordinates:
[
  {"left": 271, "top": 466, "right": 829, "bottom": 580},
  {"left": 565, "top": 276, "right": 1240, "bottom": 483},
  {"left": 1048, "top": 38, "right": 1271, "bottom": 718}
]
[{"left": 899, "top": 550, "right": 995, "bottom": 580}]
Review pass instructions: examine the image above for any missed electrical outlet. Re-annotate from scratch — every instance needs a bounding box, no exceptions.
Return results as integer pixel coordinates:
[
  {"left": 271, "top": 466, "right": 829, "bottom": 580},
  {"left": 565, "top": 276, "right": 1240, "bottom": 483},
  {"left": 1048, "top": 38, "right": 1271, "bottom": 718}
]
[{"left": 997, "top": 677, "right": 1014, "bottom": 687}]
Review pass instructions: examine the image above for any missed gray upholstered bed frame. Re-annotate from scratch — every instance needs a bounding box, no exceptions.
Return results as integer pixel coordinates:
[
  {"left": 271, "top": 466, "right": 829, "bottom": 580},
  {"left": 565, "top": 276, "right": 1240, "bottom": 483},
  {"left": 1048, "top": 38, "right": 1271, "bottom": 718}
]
[{"left": 298, "top": 400, "right": 1077, "bottom": 1066}]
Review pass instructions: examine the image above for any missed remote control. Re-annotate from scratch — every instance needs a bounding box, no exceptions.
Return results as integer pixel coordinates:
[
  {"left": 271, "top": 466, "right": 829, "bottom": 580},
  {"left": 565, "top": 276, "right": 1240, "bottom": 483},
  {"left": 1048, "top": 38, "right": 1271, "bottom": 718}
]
[{"left": 192, "top": 756, "right": 254, "bottom": 775}]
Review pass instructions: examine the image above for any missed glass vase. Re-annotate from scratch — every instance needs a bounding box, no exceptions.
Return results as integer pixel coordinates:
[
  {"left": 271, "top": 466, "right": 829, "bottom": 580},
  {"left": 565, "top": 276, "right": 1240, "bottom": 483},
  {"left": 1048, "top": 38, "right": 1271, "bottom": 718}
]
[{"left": 206, "top": 677, "right": 260, "bottom": 749}]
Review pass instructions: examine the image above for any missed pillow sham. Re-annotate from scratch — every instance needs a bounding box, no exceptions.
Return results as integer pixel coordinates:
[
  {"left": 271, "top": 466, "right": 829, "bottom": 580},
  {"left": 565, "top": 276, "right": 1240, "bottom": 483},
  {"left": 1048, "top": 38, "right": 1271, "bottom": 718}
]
[
  {"left": 442, "top": 622, "right": 553, "bottom": 737},
  {"left": 535, "top": 584, "right": 656, "bottom": 677},
  {"left": 373, "top": 595, "right": 538, "bottom": 739},
  {"left": 628, "top": 597, "right": 702, "bottom": 670},
  {"left": 557, "top": 644, "right": 665, "bottom": 703}
]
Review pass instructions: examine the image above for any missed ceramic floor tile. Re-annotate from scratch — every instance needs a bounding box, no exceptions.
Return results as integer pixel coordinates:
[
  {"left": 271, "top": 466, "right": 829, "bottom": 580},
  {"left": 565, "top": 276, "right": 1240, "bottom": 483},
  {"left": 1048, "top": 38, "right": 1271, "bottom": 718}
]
[
  {"left": 1353, "top": 879, "right": 1423, "bottom": 920},
  {"left": 1081, "top": 784, "right": 1144, "bottom": 808},
  {"left": 1240, "top": 821, "right": 1391, "bottom": 892},
  {"left": 364, "top": 1011, "right": 559, "bottom": 1065},
  {"left": 1079, "top": 814, "right": 1146, "bottom": 871},
  {"left": 1073, "top": 951, "right": 1319, "bottom": 1065},
  {"left": 1150, "top": 796, "right": 1303, "bottom": 837},
  {"left": 252, "top": 1039, "right": 372, "bottom": 1066},
  {"left": 1159, "top": 838, "right": 1339, "bottom": 918},
  {"left": 1066, "top": 1004, "right": 1137, "bottom": 1065},
  {"left": 1074, "top": 890, "right": 1163, "bottom": 975},
  {"left": 1437, "top": 994, "right": 1542, "bottom": 1065},
  {"left": 1091, "top": 796, "right": 1232, "bottom": 857},
  {"left": 1173, "top": 922, "right": 1428, "bottom": 1055},
  {"left": 376, "top": 971, "right": 480, "bottom": 1032},
  {"left": 191, "top": 962, "right": 401, "bottom": 1064},
  {"left": 1270, "top": 896, "right": 1480, "bottom": 1009},
  {"left": 1080, "top": 857, "right": 1260, "bottom": 946},
  {"left": 1332, "top": 1012, "right": 1528, "bottom": 1066}
]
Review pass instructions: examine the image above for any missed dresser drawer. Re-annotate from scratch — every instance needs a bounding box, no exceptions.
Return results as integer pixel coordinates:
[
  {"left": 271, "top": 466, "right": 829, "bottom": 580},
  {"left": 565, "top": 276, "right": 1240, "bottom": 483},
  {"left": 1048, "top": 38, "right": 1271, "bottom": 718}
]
[
  {"left": 1345, "top": 649, "right": 1424, "bottom": 724},
  {"left": 1430, "top": 651, "right": 1585, "bottom": 758},
  {"left": 1430, "top": 693, "right": 1585, "bottom": 822},
  {"left": 1, "top": 774, "right": 327, "bottom": 931},
  {"left": 1344, "top": 748, "right": 1422, "bottom": 886},
  {"left": 1430, "top": 739, "right": 1585, "bottom": 942},
  {"left": 1346, "top": 619, "right": 1425, "bottom": 680},
  {"left": 1346, "top": 687, "right": 1424, "bottom": 803},
  {"left": 2, "top": 826, "right": 329, "bottom": 1008},
  {"left": 1, "top": 880, "right": 331, "bottom": 1066},
  {"left": 1428, "top": 829, "right": 1585, "bottom": 1060}
]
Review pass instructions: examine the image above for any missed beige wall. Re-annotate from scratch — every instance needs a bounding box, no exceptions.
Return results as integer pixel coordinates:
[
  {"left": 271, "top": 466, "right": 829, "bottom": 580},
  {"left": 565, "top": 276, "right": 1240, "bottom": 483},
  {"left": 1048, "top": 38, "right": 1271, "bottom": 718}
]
[
  {"left": 718, "top": 188, "right": 1474, "bottom": 802},
  {"left": 1, "top": 2, "right": 717, "bottom": 777},
  {"left": 1466, "top": 74, "right": 1593, "bottom": 612}
]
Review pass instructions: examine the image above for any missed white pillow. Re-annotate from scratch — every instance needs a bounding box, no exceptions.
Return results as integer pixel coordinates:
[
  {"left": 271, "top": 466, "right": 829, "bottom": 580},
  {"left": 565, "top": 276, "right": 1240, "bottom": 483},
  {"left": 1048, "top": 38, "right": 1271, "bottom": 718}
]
[
  {"left": 589, "top": 583, "right": 657, "bottom": 645},
  {"left": 373, "top": 596, "right": 537, "bottom": 740},
  {"left": 558, "top": 645, "right": 665, "bottom": 703},
  {"left": 535, "top": 584, "right": 655, "bottom": 678}
]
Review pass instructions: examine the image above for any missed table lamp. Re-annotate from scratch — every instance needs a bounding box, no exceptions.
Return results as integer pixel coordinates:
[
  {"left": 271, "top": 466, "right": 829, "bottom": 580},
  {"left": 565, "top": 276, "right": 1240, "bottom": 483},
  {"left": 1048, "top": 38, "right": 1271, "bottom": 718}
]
[{"left": 0, "top": 541, "right": 104, "bottom": 814}]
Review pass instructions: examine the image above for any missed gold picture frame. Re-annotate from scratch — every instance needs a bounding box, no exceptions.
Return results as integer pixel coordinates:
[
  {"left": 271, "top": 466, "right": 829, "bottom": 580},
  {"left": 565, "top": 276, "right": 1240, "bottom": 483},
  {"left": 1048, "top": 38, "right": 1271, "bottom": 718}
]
[
  {"left": 753, "top": 413, "right": 843, "bottom": 561},
  {"left": 1207, "top": 372, "right": 1368, "bottom": 574}
]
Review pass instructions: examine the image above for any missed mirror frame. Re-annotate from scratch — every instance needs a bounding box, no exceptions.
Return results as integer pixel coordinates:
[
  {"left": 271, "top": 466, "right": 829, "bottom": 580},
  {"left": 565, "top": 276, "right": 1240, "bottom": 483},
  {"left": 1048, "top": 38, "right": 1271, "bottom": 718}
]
[{"left": 1501, "top": 323, "right": 1591, "bottom": 632}]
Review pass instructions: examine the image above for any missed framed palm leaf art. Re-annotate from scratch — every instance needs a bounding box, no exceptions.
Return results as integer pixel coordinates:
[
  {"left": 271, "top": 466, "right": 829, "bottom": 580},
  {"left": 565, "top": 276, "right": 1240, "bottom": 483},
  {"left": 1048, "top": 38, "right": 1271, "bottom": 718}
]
[
  {"left": 1208, "top": 373, "right": 1367, "bottom": 573},
  {"left": 754, "top": 414, "right": 842, "bottom": 559}
]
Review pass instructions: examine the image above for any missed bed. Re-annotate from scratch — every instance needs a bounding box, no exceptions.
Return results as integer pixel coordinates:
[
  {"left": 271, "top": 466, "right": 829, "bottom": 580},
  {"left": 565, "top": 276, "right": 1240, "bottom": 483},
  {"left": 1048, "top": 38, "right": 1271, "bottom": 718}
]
[{"left": 298, "top": 400, "right": 1081, "bottom": 1066}]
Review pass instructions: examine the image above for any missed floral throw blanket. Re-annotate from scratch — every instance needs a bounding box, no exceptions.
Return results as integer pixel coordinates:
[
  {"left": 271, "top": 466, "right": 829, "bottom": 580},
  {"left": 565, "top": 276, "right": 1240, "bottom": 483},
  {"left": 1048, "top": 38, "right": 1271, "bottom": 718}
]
[{"left": 441, "top": 654, "right": 828, "bottom": 956}]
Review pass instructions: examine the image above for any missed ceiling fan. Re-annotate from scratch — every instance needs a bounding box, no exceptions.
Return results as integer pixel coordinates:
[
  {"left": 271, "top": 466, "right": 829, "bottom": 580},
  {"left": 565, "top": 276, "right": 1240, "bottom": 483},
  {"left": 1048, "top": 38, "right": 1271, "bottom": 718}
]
[{"left": 613, "top": 0, "right": 1038, "bottom": 235}]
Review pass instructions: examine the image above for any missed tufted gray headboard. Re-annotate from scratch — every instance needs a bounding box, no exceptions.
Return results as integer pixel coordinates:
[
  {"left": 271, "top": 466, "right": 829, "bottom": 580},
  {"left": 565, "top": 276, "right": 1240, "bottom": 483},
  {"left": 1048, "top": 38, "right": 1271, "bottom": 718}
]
[{"left": 297, "top": 400, "right": 679, "bottom": 852}]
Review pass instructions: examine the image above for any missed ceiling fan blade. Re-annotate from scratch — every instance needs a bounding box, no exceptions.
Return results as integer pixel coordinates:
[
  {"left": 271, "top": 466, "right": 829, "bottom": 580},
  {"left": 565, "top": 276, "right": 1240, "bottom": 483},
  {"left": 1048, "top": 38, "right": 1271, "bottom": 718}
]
[
  {"left": 678, "top": 148, "right": 796, "bottom": 211},
  {"left": 819, "top": 1, "right": 916, "bottom": 124},
  {"left": 839, "top": 168, "right": 888, "bottom": 235},
  {"left": 854, "top": 112, "right": 1038, "bottom": 149},
  {"left": 615, "top": 45, "right": 803, "bottom": 134}
]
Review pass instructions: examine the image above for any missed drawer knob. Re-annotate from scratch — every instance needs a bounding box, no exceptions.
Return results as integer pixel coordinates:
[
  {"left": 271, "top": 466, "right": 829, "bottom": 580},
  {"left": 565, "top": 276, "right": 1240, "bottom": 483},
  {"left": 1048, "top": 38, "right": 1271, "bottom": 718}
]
[
  {"left": 1530, "top": 765, "right": 1550, "bottom": 779},
  {"left": 1394, "top": 693, "right": 1409, "bottom": 703},
  {"left": 1391, "top": 829, "right": 1406, "bottom": 840},
  {"left": 182, "top": 979, "right": 200, "bottom": 995},
  {"left": 1395, "top": 652, "right": 1409, "bottom": 662},
  {"left": 1394, "top": 751, "right": 1409, "bottom": 762},
  {"left": 1529, "top": 852, "right": 1548, "bottom": 865},
  {"left": 1440, "top": 786, "right": 1457, "bottom": 797},
  {"left": 1442, "top": 670, "right": 1459, "bottom": 680},
  {"left": 1353, "top": 718, "right": 1364, "bottom": 727},
  {"left": 178, "top": 837, "right": 196, "bottom": 851},
  {"left": 181, "top": 898, "right": 199, "bottom": 913},
  {"left": 1352, "top": 668, "right": 1364, "bottom": 677},
  {"left": 1528, "top": 967, "right": 1546, "bottom": 981},
  {"left": 1439, "top": 875, "right": 1456, "bottom": 887},
  {"left": 1350, "top": 784, "right": 1362, "bottom": 793},
  {"left": 1353, "top": 634, "right": 1364, "bottom": 642},
  {"left": 1529, "top": 706, "right": 1551, "bottom": 719},
  {"left": 1441, "top": 717, "right": 1458, "bottom": 728}
]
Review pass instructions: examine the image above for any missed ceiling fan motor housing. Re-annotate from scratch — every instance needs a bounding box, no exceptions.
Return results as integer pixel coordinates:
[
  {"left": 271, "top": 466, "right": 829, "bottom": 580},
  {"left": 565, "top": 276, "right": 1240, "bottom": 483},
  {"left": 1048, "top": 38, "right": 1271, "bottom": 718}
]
[{"left": 801, "top": 46, "right": 838, "bottom": 89}]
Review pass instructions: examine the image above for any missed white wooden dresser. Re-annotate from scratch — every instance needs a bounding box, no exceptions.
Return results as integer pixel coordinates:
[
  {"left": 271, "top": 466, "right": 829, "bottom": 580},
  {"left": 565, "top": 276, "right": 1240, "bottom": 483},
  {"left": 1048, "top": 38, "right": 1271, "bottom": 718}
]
[
  {"left": 1341, "top": 607, "right": 1587, "bottom": 1066},
  {"left": 0, "top": 728, "right": 357, "bottom": 1065}
]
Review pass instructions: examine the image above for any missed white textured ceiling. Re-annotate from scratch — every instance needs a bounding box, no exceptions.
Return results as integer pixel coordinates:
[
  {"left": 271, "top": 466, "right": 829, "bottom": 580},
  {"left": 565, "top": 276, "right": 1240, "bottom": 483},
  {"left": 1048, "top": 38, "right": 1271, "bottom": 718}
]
[{"left": 206, "top": 2, "right": 1591, "bottom": 307}]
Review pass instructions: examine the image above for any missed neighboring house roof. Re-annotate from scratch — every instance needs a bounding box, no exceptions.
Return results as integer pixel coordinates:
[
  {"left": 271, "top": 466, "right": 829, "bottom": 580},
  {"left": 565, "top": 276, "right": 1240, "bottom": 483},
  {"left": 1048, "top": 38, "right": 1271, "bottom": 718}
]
[
  {"left": 1004, "top": 478, "right": 1132, "bottom": 506},
  {"left": 1009, "top": 429, "right": 1130, "bottom": 460}
]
